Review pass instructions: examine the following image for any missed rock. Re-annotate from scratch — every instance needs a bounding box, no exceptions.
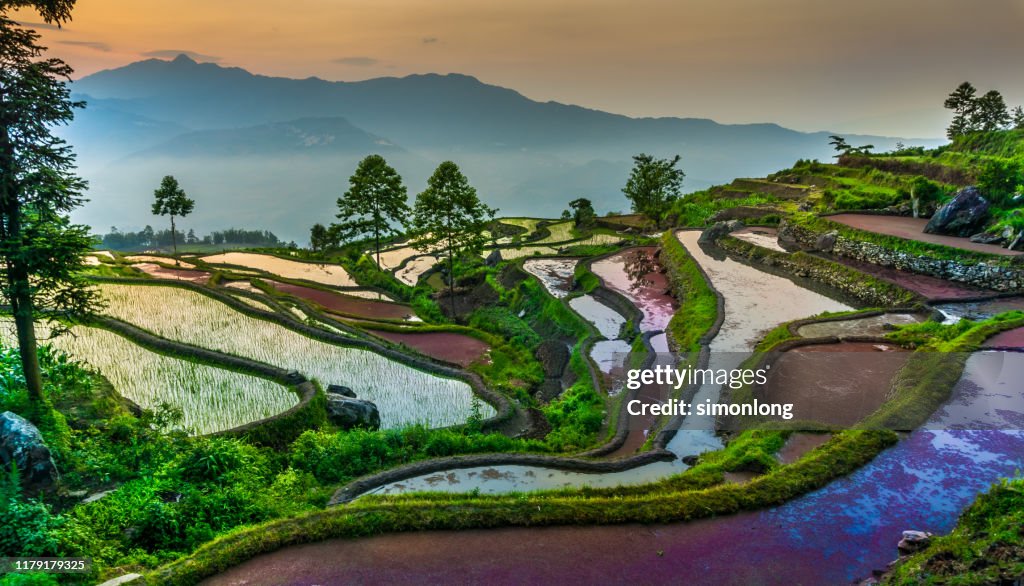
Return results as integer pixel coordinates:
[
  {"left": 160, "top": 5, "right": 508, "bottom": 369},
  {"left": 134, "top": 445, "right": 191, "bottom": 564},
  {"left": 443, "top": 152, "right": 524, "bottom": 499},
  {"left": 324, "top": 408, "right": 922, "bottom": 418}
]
[
  {"left": 326, "top": 384, "right": 356, "bottom": 398},
  {"left": 969, "top": 231, "right": 1004, "bottom": 245},
  {"left": 484, "top": 249, "right": 503, "bottom": 267},
  {"left": 681, "top": 454, "right": 700, "bottom": 466},
  {"left": 325, "top": 396, "right": 380, "bottom": 430},
  {"left": 813, "top": 230, "right": 839, "bottom": 252},
  {"left": 0, "top": 411, "right": 59, "bottom": 492},
  {"left": 776, "top": 218, "right": 803, "bottom": 251},
  {"left": 897, "top": 530, "right": 933, "bottom": 555},
  {"left": 284, "top": 370, "right": 306, "bottom": 384},
  {"left": 924, "top": 186, "right": 990, "bottom": 237},
  {"left": 699, "top": 220, "right": 745, "bottom": 244},
  {"left": 534, "top": 340, "right": 570, "bottom": 378}
]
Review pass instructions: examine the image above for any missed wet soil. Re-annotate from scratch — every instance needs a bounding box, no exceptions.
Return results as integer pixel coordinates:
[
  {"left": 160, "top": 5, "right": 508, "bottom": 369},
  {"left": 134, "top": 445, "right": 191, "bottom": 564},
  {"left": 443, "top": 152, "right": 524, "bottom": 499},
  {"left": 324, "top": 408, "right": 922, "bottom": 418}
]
[
  {"left": 759, "top": 342, "right": 910, "bottom": 427},
  {"left": 828, "top": 214, "right": 1022, "bottom": 256},
  {"left": 365, "top": 330, "right": 490, "bottom": 367},
  {"left": 271, "top": 282, "right": 414, "bottom": 321}
]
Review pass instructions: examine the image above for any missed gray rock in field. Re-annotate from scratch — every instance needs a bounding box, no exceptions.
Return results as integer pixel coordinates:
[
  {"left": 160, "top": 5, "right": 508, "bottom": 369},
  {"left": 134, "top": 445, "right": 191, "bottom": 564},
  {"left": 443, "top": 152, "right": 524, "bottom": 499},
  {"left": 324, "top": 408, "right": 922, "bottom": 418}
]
[
  {"left": 897, "top": 530, "right": 932, "bottom": 554},
  {"left": 0, "top": 411, "right": 59, "bottom": 492},
  {"left": 814, "top": 231, "right": 839, "bottom": 252},
  {"left": 326, "top": 384, "right": 356, "bottom": 398},
  {"left": 484, "top": 249, "right": 503, "bottom": 267},
  {"left": 284, "top": 370, "right": 306, "bottom": 384},
  {"left": 325, "top": 396, "right": 380, "bottom": 430},
  {"left": 699, "top": 220, "right": 744, "bottom": 244},
  {"left": 924, "top": 186, "right": 990, "bottom": 237}
]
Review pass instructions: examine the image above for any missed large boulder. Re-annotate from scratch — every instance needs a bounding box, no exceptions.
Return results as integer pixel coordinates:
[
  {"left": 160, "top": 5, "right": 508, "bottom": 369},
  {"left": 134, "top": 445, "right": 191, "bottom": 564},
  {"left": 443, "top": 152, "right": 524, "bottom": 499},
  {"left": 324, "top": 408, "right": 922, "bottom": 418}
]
[
  {"left": 0, "top": 411, "right": 59, "bottom": 492},
  {"left": 813, "top": 230, "right": 839, "bottom": 253},
  {"left": 897, "top": 530, "right": 933, "bottom": 555},
  {"left": 699, "top": 220, "right": 744, "bottom": 244},
  {"left": 484, "top": 249, "right": 503, "bottom": 267},
  {"left": 326, "top": 384, "right": 356, "bottom": 398},
  {"left": 325, "top": 394, "right": 380, "bottom": 430},
  {"left": 924, "top": 186, "right": 990, "bottom": 237}
]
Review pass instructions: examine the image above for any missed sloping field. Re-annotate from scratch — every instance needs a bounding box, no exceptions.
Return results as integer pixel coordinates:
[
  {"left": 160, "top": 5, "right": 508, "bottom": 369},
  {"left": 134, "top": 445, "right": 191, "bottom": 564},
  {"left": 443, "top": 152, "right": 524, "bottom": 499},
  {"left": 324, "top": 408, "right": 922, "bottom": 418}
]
[
  {"left": 98, "top": 284, "right": 489, "bottom": 428},
  {"left": 0, "top": 320, "right": 295, "bottom": 435},
  {"left": 202, "top": 252, "right": 358, "bottom": 285}
]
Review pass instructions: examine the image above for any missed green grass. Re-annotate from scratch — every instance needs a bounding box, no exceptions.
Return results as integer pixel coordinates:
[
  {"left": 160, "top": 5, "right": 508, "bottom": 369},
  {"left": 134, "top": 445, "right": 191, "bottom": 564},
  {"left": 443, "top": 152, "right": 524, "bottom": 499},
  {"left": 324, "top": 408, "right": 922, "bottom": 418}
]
[
  {"left": 659, "top": 230, "right": 718, "bottom": 352},
  {"left": 884, "top": 475, "right": 1024, "bottom": 584}
]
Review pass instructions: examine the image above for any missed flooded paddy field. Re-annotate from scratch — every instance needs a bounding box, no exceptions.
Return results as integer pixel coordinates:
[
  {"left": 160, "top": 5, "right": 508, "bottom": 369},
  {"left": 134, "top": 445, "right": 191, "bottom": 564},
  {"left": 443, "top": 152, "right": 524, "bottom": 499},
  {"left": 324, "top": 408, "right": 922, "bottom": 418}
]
[
  {"left": 270, "top": 282, "right": 414, "bottom": 321},
  {"left": 824, "top": 253, "right": 989, "bottom": 299},
  {"left": 795, "top": 312, "right": 923, "bottom": 338},
  {"left": 759, "top": 342, "right": 910, "bottom": 427},
  {"left": 205, "top": 352, "right": 1024, "bottom": 585},
  {"left": 366, "top": 329, "right": 490, "bottom": 367}
]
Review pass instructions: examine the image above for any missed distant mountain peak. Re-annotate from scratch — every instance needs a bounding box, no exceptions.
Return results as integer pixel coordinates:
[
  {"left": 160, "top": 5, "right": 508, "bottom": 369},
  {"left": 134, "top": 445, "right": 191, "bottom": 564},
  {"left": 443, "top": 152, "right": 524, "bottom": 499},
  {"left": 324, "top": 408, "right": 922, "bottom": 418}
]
[{"left": 171, "top": 53, "right": 197, "bottom": 64}]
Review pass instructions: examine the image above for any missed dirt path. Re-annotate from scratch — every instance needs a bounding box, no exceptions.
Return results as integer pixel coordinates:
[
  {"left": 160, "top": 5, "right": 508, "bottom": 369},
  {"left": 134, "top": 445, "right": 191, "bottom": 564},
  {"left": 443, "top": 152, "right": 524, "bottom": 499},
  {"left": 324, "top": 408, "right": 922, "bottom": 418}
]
[{"left": 828, "top": 214, "right": 1022, "bottom": 256}]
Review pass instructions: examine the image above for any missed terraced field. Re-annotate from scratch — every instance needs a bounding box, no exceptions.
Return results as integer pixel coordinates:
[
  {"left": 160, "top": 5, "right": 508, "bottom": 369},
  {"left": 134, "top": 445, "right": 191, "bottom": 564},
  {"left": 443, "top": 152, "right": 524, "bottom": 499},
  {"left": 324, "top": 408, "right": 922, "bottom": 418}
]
[
  {"left": 202, "top": 252, "right": 357, "bottom": 286},
  {"left": 97, "top": 283, "right": 488, "bottom": 428},
  {"left": 0, "top": 320, "right": 295, "bottom": 434}
]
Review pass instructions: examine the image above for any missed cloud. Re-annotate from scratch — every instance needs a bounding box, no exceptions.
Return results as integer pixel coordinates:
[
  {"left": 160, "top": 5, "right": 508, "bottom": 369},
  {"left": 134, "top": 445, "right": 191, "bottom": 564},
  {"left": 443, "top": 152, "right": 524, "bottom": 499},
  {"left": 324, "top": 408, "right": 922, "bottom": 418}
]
[
  {"left": 422, "top": 37, "right": 439, "bottom": 44},
  {"left": 332, "top": 56, "right": 379, "bottom": 67},
  {"left": 58, "top": 40, "right": 112, "bottom": 52},
  {"left": 14, "top": 20, "right": 62, "bottom": 30},
  {"left": 142, "top": 50, "right": 221, "bottom": 62}
]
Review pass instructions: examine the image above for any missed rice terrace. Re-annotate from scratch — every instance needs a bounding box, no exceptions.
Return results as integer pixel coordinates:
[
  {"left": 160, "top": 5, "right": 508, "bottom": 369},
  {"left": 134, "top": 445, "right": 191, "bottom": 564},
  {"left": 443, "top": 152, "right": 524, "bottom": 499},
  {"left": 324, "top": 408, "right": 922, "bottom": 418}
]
[{"left": 2, "top": 1, "right": 1024, "bottom": 585}]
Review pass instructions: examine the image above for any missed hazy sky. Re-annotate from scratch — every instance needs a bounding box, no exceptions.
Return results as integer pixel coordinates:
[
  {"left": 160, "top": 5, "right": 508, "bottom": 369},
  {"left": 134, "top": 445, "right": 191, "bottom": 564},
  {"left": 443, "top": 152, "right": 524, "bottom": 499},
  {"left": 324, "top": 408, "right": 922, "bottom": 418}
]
[{"left": 16, "top": 0, "right": 1024, "bottom": 137}]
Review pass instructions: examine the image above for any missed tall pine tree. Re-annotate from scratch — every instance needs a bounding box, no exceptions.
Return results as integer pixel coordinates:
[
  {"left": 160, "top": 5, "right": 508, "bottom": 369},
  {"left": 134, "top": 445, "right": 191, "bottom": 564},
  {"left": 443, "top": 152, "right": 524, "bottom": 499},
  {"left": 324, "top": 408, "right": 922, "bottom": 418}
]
[{"left": 1, "top": 0, "right": 99, "bottom": 403}]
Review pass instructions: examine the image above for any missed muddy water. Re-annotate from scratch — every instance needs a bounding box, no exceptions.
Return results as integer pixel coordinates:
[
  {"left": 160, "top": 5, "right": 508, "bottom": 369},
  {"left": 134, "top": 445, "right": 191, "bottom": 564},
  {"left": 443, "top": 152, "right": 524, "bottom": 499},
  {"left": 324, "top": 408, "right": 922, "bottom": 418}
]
[
  {"left": 983, "top": 326, "right": 1024, "bottom": 349},
  {"left": 933, "top": 296, "right": 1024, "bottom": 322},
  {"left": 523, "top": 258, "right": 579, "bottom": 298},
  {"left": 795, "top": 312, "right": 922, "bottom": 338},
  {"left": 829, "top": 213, "right": 1023, "bottom": 256},
  {"left": 366, "top": 330, "right": 490, "bottom": 367},
  {"left": 824, "top": 253, "right": 988, "bottom": 299},
  {"left": 204, "top": 352, "right": 1024, "bottom": 586},
  {"left": 395, "top": 255, "right": 437, "bottom": 286},
  {"left": 667, "top": 231, "right": 853, "bottom": 458},
  {"left": 271, "top": 282, "right": 414, "bottom": 321},
  {"left": 760, "top": 343, "right": 910, "bottom": 427},
  {"left": 592, "top": 248, "right": 677, "bottom": 332},
  {"left": 730, "top": 227, "right": 787, "bottom": 253}
]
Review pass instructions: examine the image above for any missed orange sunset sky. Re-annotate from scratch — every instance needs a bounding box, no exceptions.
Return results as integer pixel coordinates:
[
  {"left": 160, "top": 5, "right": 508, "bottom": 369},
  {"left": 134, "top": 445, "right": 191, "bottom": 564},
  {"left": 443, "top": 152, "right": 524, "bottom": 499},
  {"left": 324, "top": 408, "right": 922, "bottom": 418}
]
[{"left": 15, "top": 0, "right": 1024, "bottom": 137}]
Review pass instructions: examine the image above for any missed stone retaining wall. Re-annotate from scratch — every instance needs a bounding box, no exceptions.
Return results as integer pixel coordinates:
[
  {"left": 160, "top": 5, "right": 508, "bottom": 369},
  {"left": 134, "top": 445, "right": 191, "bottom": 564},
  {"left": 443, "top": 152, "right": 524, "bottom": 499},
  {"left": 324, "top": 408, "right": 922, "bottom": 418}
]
[{"left": 782, "top": 218, "right": 1024, "bottom": 293}]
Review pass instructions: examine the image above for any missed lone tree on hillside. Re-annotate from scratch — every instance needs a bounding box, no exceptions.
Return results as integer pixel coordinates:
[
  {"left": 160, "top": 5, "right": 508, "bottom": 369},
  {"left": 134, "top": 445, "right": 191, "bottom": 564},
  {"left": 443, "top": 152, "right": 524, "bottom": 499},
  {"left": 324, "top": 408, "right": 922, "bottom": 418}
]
[
  {"left": 309, "top": 223, "right": 331, "bottom": 253},
  {"left": 151, "top": 175, "right": 194, "bottom": 261},
  {"left": 944, "top": 82, "right": 979, "bottom": 139},
  {"left": 568, "top": 197, "right": 596, "bottom": 228},
  {"left": 1, "top": 0, "right": 100, "bottom": 403},
  {"left": 333, "top": 154, "right": 409, "bottom": 268},
  {"left": 622, "top": 154, "right": 684, "bottom": 223},
  {"left": 975, "top": 90, "right": 1011, "bottom": 132},
  {"left": 410, "top": 161, "right": 494, "bottom": 316},
  {"left": 828, "top": 135, "right": 850, "bottom": 155}
]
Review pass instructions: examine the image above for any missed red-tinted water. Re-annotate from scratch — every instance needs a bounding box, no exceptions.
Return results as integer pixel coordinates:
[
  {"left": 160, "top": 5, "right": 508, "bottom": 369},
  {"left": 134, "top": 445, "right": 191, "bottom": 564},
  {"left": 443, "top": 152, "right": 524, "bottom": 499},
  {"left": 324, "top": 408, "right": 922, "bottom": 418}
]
[
  {"left": 366, "top": 330, "right": 490, "bottom": 367},
  {"left": 592, "top": 248, "right": 678, "bottom": 332},
  {"left": 271, "top": 282, "right": 414, "bottom": 320}
]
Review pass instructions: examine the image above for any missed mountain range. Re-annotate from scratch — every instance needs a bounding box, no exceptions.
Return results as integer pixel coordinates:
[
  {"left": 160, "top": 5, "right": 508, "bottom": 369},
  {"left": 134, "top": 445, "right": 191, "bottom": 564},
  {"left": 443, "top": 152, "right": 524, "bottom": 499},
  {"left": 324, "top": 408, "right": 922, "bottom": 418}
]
[{"left": 64, "top": 54, "right": 943, "bottom": 242}]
